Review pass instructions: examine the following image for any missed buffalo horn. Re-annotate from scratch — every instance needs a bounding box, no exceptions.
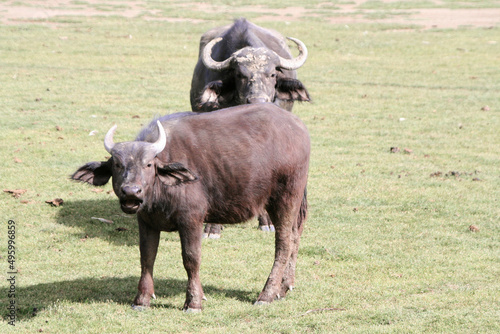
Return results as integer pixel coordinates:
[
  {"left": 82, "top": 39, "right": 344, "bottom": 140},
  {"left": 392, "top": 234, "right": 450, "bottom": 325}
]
[
  {"left": 277, "top": 37, "right": 308, "bottom": 70},
  {"left": 150, "top": 120, "right": 167, "bottom": 155},
  {"left": 104, "top": 124, "right": 117, "bottom": 153},
  {"left": 202, "top": 37, "right": 233, "bottom": 71}
]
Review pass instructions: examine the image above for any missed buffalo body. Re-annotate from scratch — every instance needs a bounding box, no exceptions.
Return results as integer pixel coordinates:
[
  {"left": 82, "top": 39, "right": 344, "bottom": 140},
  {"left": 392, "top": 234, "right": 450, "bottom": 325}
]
[{"left": 72, "top": 103, "right": 310, "bottom": 311}]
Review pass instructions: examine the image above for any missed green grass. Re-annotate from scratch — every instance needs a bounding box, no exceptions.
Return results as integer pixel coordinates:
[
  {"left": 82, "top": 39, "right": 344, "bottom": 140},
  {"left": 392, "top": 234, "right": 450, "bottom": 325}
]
[{"left": 1, "top": 1, "right": 500, "bottom": 333}]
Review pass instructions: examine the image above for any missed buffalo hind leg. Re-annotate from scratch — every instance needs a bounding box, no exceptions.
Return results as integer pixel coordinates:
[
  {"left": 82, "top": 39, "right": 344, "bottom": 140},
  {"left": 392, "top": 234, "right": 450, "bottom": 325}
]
[
  {"left": 133, "top": 220, "right": 161, "bottom": 309},
  {"left": 258, "top": 210, "right": 275, "bottom": 232},
  {"left": 204, "top": 212, "right": 273, "bottom": 239},
  {"left": 280, "top": 190, "right": 307, "bottom": 297},
  {"left": 279, "top": 219, "right": 304, "bottom": 297},
  {"left": 203, "top": 223, "right": 222, "bottom": 239},
  {"left": 179, "top": 220, "right": 205, "bottom": 312},
  {"left": 255, "top": 206, "right": 297, "bottom": 304}
]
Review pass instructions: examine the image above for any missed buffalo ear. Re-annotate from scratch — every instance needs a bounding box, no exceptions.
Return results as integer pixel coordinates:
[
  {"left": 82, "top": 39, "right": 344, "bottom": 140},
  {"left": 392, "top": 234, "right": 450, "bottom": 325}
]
[
  {"left": 71, "top": 160, "right": 112, "bottom": 186},
  {"left": 198, "top": 80, "right": 223, "bottom": 111},
  {"left": 197, "top": 80, "right": 234, "bottom": 112},
  {"left": 157, "top": 162, "right": 198, "bottom": 186},
  {"left": 276, "top": 77, "right": 311, "bottom": 102}
]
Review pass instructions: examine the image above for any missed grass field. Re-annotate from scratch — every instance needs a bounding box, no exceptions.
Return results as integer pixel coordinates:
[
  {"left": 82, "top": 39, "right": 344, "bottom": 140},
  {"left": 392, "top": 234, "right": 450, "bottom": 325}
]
[{"left": 1, "top": 1, "right": 499, "bottom": 333}]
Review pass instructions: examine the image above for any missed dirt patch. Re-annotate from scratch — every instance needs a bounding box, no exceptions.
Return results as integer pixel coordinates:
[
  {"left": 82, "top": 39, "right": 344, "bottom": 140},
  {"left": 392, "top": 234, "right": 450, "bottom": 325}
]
[
  {"left": 0, "top": 0, "right": 193, "bottom": 25},
  {"left": 0, "top": 0, "right": 499, "bottom": 29},
  {"left": 329, "top": 7, "right": 500, "bottom": 29}
]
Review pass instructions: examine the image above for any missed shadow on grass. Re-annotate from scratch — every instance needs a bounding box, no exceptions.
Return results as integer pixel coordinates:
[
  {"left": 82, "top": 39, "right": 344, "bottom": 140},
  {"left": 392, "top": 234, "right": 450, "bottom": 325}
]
[
  {"left": 56, "top": 199, "right": 140, "bottom": 246},
  {"left": 1, "top": 276, "right": 256, "bottom": 322},
  {"left": 24, "top": 199, "right": 257, "bottom": 321}
]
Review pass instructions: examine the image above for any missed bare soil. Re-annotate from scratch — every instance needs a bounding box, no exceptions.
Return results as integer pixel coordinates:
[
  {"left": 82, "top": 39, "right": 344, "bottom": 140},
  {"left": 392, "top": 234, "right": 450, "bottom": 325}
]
[{"left": 0, "top": 0, "right": 499, "bottom": 29}]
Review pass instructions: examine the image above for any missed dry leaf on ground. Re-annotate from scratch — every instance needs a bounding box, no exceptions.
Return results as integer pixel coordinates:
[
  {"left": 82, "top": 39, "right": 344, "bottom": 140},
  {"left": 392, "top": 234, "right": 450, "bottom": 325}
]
[
  {"left": 45, "top": 198, "right": 64, "bottom": 207},
  {"left": 3, "top": 189, "right": 27, "bottom": 198}
]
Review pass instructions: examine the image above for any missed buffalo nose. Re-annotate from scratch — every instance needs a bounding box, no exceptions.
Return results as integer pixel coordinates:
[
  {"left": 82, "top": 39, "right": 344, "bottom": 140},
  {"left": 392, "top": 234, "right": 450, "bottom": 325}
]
[{"left": 121, "top": 185, "right": 142, "bottom": 197}]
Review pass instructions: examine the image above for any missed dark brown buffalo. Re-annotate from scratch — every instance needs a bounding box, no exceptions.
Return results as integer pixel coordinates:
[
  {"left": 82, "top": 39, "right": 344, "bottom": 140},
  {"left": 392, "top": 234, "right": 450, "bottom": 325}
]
[
  {"left": 71, "top": 103, "right": 310, "bottom": 312},
  {"left": 190, "top": 18, "right": 311, "bottom": 237},
  {"left": 190, "top": 18, "right": 310, "bottom": 113}
]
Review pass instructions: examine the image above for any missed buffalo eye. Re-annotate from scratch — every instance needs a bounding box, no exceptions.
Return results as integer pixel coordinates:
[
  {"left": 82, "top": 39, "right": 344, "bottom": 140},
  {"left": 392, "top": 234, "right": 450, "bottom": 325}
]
[
  {"left": 146, "top": 163, "right": 152, "bottom": 168},
  {"left": 114, "top": 161, "right": 123, "bottom": 169}
]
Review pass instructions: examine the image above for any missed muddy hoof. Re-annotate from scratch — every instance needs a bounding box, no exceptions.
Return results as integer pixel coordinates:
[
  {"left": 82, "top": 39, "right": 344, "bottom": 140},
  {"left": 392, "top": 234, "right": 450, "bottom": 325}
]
[
  {"left": 131, "top": 304, "right": 148, "bottom": 311},
  {"left": 184, "top": 307, "right": 202, "bottom": 314}
]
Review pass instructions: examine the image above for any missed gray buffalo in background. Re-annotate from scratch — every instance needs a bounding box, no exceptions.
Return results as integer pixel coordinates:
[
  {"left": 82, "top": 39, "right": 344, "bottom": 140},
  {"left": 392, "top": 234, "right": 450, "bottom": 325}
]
[
  {"left": 190, "top": 18, "right": 310, "bottom": 237},
  {"left": 190, "top": 18, "right": 310, "bottom": 112},
  {"left": 71, "top": 103, "right": 310, "bottom": 312}
]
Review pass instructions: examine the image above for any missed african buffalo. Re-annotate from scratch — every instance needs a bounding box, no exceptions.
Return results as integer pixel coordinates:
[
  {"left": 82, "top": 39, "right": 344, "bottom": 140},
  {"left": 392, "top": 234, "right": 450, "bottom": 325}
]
[
  {"left": 190, "top": 18, "right": 310, "bottom": 112},
  {"left": 71, "top": 103, "right": 310, "bottom": 312},
  {"left": 190, "top": 18, "right": 310, "bottom": 237}
]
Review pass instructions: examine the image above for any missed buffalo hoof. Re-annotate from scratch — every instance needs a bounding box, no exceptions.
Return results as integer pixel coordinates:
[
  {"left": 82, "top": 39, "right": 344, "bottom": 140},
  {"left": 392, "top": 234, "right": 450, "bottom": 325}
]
[
  {"left": 253, "top": 300, "right": 270, "bottom": 306},
  {"left": 258, "top": 225, "right": 275, "bottom": 232},
  {"left": 131, "top": 304, "right": 148, "bottom": 311},
  {"left": 259, "top": 225, "right": 270, "bottom": 232},
  {"left": 203, "top": 224, "right": 223, "bottom": 239},
  {"left": 203, "top": 232, "right": 221, "bottom": 239},
  {"left": 184, "top": 307, "right": 202, "bottom": 314}
]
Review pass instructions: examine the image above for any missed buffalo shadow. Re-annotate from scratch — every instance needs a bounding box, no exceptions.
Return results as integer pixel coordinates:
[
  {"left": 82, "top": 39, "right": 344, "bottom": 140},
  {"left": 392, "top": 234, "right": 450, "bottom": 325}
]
[
  {"left": 48, "top": 199, "right": 258, "bottom": 321},
  {"left": 1, "top": 276, "right": 255, "bottom": 322},
  {"left": 56, "top": 198, "right": 139, "bottom": 246}
]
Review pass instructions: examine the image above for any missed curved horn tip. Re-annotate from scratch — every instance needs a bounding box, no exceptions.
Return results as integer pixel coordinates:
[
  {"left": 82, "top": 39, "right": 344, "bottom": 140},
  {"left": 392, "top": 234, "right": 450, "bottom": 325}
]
[
  {"left": 205, "top": 37, "right": 223, "bottom": 53},
  {"left": 156, "top": 120, "right": 166, "bottom": 145},
  {"left": 156, "top": 120, "right": 164, "bottom": 137},
  {"left": 278, "top": 37, "right": 308, "bottom": 70},
  {"left": 202, "top": 37, "right": 232, "bottom": 71},
  {"left": 152, "top": 120, "right": 167, "bottom": 155},
  {"left": 104, "top": 124, "right": 117, "bottom": 153},
  {"left": 287, "top": 37, "right": 307, "bottom": 51}
]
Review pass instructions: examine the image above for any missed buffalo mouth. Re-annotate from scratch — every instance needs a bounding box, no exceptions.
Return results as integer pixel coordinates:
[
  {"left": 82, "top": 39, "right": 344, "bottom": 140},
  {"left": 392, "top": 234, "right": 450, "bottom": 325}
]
[{"left": 120, "top": 198, "right": 143, "bottom": 214}]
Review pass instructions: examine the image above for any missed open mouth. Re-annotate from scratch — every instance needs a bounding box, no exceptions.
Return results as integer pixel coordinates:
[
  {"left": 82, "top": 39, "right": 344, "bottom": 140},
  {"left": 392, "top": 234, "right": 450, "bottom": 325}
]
[{"left": 120, "top": 198, "right": 143, "bottom": 214}]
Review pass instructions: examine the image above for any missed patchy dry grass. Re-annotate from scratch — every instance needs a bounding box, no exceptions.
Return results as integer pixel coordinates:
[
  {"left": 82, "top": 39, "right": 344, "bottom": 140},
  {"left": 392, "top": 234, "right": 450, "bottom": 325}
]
[{"left": 1, "top": 1, "right": 499, "bottom": 333}]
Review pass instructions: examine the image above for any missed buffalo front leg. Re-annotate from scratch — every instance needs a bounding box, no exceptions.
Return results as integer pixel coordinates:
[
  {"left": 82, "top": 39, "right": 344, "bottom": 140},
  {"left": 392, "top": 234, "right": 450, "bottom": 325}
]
[
  {"left": 133, "top": 220, "right": 160, "bottom": 309},
  {"left": 179, "top": 221, "right": 205, "bottom": 312}
]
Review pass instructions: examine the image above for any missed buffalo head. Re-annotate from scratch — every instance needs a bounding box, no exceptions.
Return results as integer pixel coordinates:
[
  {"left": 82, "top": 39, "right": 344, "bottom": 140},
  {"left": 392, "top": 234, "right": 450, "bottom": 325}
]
[
  {"left": 71, "top": 121, "right": 198, "bottom": 214},
  {"left": 198, "top": 37, "right": 310, "bottom": 110}
]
